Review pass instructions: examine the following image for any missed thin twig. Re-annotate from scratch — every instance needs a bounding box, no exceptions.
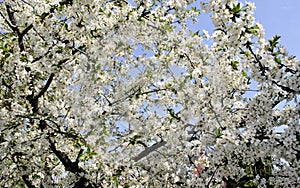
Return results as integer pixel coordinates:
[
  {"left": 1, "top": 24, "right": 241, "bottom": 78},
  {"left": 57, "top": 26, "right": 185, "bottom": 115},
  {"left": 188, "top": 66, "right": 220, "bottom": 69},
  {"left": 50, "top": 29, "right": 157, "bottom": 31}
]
[
  {"left": 209, "top": 101, "right": 223, "bottom": 129},
  {"left": 206, "top": 165, "right": 220, "bottom": 187}
]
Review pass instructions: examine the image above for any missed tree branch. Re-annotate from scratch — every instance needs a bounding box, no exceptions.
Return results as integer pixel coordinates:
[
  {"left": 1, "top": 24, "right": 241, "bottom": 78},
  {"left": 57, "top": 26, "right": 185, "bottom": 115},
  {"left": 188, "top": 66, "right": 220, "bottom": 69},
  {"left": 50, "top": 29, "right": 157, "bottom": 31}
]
[
  {"left": 133, "top": 141, "right": 167, "bottom": 162},
  {"left": 272, "top": 81, "right": 296, "bottom": 93},
  {"left": 206, "top": 165, "right": 220, "bottom": 187},
  {"left": 209, "top": 101, "right": 224, "bottom": 129},
  {"left": 26, "top": 73, "right": 54, "bottom": 113},
  {"left": 20, "top": 24, "right": 33, "bottom": 37},
  {"left": 244, "top": 42, "right": 268, "bottom": 75},
  {"left": 4, "top": 5, "right": 33, "bottom": 51},
  {"left": 136, "top": 88, "right": 167, "bottom": 96},
  {"left": 48, "top": 137, "right": 83, "bottom": 173},
  {"left": 39, "top": 0, "right": 73, "bottom": 22},
  {"left": 5, "top": 5, "right": 18, "bottom": 29},
  {"left": 0, "top": 9, "right": 17, "bottom": 32},
  {"left": 22, "top": 175, "right": 36, "bottom": 188},
  {"left": 36, "top": 73, "right": 55, "bottom": 99}
]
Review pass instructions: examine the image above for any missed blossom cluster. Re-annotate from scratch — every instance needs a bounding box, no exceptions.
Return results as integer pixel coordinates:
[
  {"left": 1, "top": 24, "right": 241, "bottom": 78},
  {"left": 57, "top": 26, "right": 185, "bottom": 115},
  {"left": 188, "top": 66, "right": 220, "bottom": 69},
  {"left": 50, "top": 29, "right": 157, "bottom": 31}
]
[{"left": 0, "top": 0, "right": 299, "bottom": 187}]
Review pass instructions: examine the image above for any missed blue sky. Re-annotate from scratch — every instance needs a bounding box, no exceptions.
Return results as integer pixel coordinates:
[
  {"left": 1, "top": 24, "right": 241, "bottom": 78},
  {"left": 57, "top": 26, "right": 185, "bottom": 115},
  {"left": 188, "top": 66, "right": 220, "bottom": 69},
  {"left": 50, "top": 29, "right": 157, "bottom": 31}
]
[
  {"left": 194, "top": 0, "right": 300, "bottom": 58},
  {"left": 252, "top": 0, "right": 300, "bottom": 58},
  {"left": 148, "top": 0, "right": 300, "bottom": 59}
]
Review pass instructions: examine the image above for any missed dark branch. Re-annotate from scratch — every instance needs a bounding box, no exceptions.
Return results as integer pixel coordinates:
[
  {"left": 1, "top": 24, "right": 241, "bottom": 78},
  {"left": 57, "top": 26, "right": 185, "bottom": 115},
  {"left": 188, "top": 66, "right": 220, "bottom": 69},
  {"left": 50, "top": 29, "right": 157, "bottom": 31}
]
[
  {"left": 277, "top": 61, "right": 297, "bottom": 74},
  {"left": 18, "top": 24, "right": 34, "bottom": 51},
  {"left": 206, "top": 165, "right": 220, "bottom": 187},
  {"left": 184, "top": 53, "right": 196, "bottom": 69},
  {"left": 18, "top": 36, "right": 25, "bottom": 52},
  {"left": 4, "top": 5, "right": 33, "bottom": 51},
  {"left": 136, "top": 88, "right": 167, "bottom": 96},
  {"left": 26, "top": 94, "right": 38, "bottom": 113},
  {"left": 75, "top": 149, "right": 84, "bottom": 164},
  {"left": 20, "top": 24, "right": 33, "bottom": 37},
  {"left": 2, "top": 78, "right": 12, "bottom": 90},
  {"left": 36, "top": 73, "right": 55, "bottom": 99},
  {"left": 111, "top": 87, "right": 168, "bottom": 106},
  {"left": 272, "top": 81, "right": 296, "bottom": 93},
  {"left": 59, "top": 0, "right": 73, "bottom": 6},
  {"left": 40, "top": 0, "right": 73, "bottom": 22},
  {"left": 26, "top": 73, "right": 54, "bottom": 113},
  {"left": 5, "top": 5, "right": 18, "bottom": 29},
  {"left": 48, "top": 137, "right": 96, "bottom": 187},
  {"left": 48, "top": 137, "right": 83, "bottom": 173},
  {"left": 245, "top": 41, "right": 268, "bottom": 75},
  {"left": 74, "top": 177, "right": 95, "bottom": 188},
  {"left": 22, "top": 175, "right": 36, "bottom": 188},
  {"left": 31, "top": 48, "right": 51, "bottom": 63}
]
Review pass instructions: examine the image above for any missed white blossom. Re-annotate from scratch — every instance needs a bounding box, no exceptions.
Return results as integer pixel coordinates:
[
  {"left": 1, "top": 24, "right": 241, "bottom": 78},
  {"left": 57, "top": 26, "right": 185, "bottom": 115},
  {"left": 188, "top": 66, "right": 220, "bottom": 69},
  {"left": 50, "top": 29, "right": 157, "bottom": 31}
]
[{"left": 0, "top": 0, "right": 299, "bottom": 187}]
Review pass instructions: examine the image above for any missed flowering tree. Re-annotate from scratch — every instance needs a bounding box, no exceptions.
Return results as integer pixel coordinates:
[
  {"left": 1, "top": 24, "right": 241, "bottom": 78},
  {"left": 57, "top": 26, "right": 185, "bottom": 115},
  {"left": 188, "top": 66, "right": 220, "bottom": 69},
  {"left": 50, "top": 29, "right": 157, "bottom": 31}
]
[{"left": 0, "top": 0, "right": 299, "bottom": 187}]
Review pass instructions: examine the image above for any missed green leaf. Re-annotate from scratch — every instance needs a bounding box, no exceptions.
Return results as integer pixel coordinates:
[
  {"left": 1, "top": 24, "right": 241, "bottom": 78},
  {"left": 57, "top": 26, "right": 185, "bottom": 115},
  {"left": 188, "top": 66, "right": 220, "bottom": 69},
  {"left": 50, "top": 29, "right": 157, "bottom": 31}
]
[
  {"left": 163, "top": 24, "right": 173, "bottom": 32},
  {"left": 242, "top": 51, "right": 251, "bottom": 57},
  {"left": 232, "top": 3, "right": 241, "bottom": 14},
  {"left": 231, "top": 61, "right": 239, "bottom": 70},
  {"left": 165, "top": 83, "right": 172, "bottom": 89},
  {"left": 274, "top": 57, "right": 281, "bottom": 64},
  {"left": 250, "top": 25, "right": 259, "bottom": 30},
  {"left": 245, "top": 25, "right": 259, "bottom": 35},
  {"left": 4, "top": 53, "right": 10, "bottom": 59},
  {"left": 268, "top": 35, "right": 281, "bottom": 50},
  {"left": 215, "top": 128, "right": 223, "bottom": 138},
  {"left": 20, "top": 54, "right": 27, "bottom": 62},
  {"left": 102, "top": 124, "right": 108, "bottom": 135},
  {"left": 58, "top": 5, "right": 65, "bottom": 12},
  {"left": 133, "top": 134, "right": 142, "bottom": 140}
]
